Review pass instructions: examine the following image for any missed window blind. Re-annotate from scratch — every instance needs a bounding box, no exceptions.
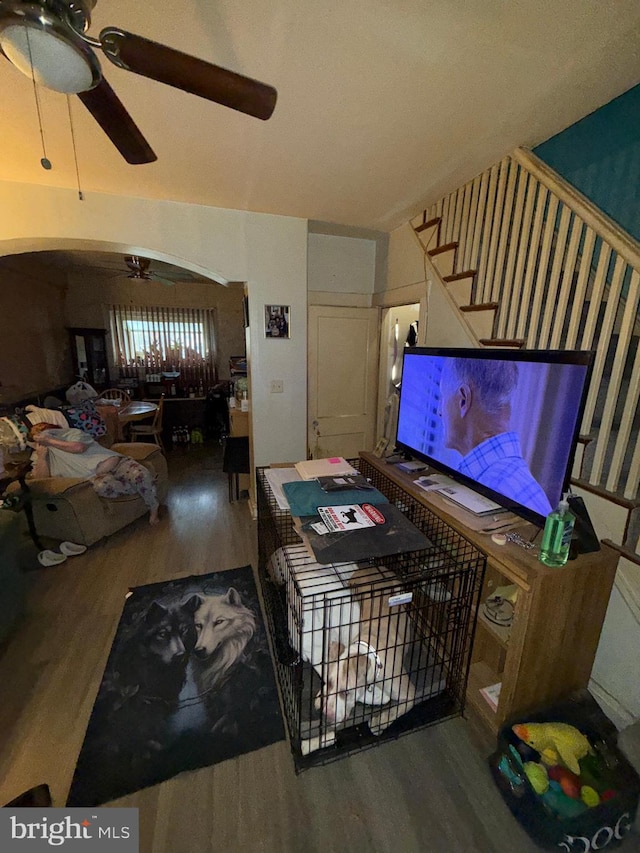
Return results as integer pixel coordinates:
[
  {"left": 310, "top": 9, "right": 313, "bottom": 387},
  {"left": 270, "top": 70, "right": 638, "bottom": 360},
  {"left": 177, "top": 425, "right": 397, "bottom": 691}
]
[{"left": 110, "top": 304, "right": 217, "bottom": 385}]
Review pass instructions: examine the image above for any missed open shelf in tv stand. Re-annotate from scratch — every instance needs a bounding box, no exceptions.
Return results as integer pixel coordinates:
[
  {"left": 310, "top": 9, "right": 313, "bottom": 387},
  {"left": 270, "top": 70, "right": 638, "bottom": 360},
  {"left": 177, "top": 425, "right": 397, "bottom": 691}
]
[{"left": 359, "top": 451, "right": 618, "bottom": 735}]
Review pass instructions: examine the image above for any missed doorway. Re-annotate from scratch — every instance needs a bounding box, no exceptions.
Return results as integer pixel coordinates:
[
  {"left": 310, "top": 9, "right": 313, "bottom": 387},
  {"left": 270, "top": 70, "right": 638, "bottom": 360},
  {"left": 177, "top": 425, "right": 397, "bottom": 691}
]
[
  {"left": 376, "top": 303, "right": 421, "bottom": 453},
  {"left": 307, "top": 305, "right": 380, "bottom": 459}
]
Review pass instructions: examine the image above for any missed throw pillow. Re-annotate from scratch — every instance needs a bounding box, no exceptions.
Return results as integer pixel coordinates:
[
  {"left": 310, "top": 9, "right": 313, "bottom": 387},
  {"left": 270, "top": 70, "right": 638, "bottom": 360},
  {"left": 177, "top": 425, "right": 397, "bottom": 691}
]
[
  {"left": 24, "top": 406, "right": 69, "bottom": 428},
  {"left": 62, "top": 399, "right": 107, "bottom": 438}
]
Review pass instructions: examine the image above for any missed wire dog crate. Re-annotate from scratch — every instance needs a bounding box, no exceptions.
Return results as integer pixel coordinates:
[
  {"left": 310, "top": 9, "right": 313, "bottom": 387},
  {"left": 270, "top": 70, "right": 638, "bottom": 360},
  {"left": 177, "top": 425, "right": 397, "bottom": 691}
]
[{"left": 257, "top": 460, "right": 486, "bottom": 771}]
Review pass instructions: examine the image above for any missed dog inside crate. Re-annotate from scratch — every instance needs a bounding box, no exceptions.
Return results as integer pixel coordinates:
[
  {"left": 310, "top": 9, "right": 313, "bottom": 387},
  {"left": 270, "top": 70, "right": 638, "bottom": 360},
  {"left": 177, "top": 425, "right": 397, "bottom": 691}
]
[{"left": 268, "top": 545, "right": 448, "bottom": 755}]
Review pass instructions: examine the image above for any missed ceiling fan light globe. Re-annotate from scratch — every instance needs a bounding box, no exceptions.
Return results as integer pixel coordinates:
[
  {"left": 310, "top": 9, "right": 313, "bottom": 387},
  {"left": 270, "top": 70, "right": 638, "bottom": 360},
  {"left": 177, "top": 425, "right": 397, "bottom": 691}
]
[{"left": 0, "top": 18, "right": 101, "bottom": 93}]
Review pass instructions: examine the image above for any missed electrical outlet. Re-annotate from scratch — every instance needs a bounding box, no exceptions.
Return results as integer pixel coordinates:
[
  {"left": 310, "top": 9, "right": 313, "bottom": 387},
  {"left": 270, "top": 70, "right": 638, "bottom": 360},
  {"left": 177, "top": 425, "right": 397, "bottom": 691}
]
[{"left": 270, "top": 380, "right": 284, "bottom": 393}]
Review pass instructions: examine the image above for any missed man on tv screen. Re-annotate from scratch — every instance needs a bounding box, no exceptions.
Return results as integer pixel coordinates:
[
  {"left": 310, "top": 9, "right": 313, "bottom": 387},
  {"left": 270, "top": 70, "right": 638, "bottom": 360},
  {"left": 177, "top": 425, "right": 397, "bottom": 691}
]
[{"left": 438, "top": 359, "right": 552, "bottom": 517}]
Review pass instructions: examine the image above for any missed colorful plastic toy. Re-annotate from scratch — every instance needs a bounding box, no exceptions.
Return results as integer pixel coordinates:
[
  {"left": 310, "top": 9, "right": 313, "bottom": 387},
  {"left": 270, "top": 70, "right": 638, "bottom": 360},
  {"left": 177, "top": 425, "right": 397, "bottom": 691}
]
[
  {"left": 580, "top": 785, "right": 600, "bottom": 808},
  {"left": 541, "top": 781, "right": 588, "bottom": 819},
  {"left": 548, "top": 765, "right": 581, "bottom": 799},
  {"left": 523, "top": 761, "right": 549, "bottom": 795},
  {"left": 512, "top": 722, "right": 592, "bottom": 774}
]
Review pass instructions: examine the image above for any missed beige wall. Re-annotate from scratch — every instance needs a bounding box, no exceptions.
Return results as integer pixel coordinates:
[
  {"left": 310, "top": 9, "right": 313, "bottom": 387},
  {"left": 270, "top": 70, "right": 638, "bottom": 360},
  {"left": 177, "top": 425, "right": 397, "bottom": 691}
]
[
  {"left": 307, "top": 232, "right": 382, "bottom": 308},
  {"left": 308, "top": 233, "right": 377, "bottom": 294},
  {"left": 64, "top": 272, "right": 245, "bottom": 380},
  {"left": 0, "top": 256, "right": 73, "bottom": 402},
  {"left": 373, "top": 222, "right": 429, "bottom": 308}
]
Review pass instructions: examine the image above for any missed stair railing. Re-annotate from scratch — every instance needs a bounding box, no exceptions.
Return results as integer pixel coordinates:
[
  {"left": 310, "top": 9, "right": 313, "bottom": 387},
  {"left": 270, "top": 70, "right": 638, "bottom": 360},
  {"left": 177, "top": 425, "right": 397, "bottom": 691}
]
[{"left": 418, "top": 147, "right": 640, "bottom": 502}]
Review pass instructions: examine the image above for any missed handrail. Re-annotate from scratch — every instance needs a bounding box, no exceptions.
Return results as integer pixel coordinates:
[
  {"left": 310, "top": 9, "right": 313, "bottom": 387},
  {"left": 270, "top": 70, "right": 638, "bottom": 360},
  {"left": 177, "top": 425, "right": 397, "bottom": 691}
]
[
  {"left": 602, "top": 539, "right": 640, "bottom": 567},
  {"left": 513, "top": 148, "right": 640, "bottom": 274}
]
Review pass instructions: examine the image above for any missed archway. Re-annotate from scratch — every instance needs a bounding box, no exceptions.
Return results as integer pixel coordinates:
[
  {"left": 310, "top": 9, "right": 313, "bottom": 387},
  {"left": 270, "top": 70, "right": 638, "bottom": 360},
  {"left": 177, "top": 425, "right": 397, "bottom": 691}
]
[{"left": 0, "top": 237, "right": 229, "bottom": 285}]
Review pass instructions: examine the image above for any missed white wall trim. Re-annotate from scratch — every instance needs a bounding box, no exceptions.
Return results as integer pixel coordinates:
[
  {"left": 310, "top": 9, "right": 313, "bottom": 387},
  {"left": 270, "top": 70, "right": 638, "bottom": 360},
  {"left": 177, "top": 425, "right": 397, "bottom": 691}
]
[
  {"left": 589, "top": 678, "right": 635, "bottom": 731},
  {"left": 373, "top": 281, "right": 426, "bottom": 307},
  {"left": 308, "top": 291, "right": 372, "bottom": 307}
]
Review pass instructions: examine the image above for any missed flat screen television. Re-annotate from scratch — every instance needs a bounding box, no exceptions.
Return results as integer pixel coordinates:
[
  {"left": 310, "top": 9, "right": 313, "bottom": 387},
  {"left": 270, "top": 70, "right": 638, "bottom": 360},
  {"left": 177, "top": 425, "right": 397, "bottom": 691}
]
[{"left": 395, "top": 347, "right": 594, "bottom": 526}]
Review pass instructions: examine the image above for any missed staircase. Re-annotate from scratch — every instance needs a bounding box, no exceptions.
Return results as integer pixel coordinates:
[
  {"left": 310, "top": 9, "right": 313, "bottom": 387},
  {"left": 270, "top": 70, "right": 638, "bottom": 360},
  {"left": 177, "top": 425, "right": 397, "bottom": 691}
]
[
  {"left": 408, "top": 148, "right": 640, "bottom": 557},
  {"left": 414, "top": 215, "right": 520, "bottom": 347}
]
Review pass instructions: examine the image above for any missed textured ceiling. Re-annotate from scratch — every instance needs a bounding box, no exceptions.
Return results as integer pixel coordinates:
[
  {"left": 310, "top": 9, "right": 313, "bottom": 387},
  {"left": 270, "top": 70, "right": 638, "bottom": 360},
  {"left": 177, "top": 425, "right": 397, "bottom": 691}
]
[{"left": 1, "top": 0, "right": 639, "bottom": 240}]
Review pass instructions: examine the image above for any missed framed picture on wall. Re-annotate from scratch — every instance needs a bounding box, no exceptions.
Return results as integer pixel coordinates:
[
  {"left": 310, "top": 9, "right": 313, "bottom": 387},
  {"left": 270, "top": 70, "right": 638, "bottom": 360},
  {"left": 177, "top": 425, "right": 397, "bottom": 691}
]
[{"left": 264, "top": 305, "right": 290, "bottom": 339}]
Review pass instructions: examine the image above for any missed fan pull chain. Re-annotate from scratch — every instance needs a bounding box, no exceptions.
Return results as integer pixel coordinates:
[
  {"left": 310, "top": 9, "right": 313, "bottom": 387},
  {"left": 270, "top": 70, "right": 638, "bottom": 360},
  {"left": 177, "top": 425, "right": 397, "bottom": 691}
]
[
  {"left": 67, "top": 97, "right": 84, "bottom": 202},
  {"left": 24, "top": 27, "right": 51, "bottom": 170}
]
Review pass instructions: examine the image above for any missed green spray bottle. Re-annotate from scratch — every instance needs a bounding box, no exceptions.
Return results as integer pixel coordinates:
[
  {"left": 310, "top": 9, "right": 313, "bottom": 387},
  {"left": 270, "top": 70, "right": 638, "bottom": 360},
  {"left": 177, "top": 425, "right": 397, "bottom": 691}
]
[{"left": 539, "top": 493, "right": 575, "bottom": 567}]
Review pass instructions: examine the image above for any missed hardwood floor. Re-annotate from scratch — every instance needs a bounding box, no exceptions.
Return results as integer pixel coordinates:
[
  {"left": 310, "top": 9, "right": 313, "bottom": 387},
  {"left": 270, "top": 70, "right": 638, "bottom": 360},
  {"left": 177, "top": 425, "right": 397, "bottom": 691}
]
[{"left": 1, "top": 446, "right": 635, "bottom": 852}]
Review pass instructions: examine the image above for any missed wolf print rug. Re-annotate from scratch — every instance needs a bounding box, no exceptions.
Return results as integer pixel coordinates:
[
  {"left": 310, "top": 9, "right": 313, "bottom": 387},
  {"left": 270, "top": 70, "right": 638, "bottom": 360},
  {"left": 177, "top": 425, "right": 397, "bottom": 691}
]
[{"left": 67, "top": 566, "right": 284, "bottom": 806}]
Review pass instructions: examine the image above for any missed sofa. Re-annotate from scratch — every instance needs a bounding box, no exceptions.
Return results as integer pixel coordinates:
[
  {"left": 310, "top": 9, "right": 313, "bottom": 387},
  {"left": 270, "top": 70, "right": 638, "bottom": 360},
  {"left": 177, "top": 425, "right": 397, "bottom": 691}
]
[{"left": 5, "top": 401, "right": 168, "bottom": 547}]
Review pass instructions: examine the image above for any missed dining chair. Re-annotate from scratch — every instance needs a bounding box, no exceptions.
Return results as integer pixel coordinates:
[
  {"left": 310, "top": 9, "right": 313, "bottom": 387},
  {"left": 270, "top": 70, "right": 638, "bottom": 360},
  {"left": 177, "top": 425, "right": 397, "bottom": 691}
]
[
  {"left": 101, "top": 388, "right": 131, "bottom": 403},
  {"left": 129, "top": 397, "right": 165, "bottom": 452}
]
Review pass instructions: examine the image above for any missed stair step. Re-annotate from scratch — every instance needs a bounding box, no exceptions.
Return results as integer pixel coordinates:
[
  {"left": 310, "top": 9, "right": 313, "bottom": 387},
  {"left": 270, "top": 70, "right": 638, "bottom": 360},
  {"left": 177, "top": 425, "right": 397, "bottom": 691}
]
[
  {"left": 428, "top": 241, "right": 458, "bottom": 257},
  {"left": 444, "top": 269, "right": 477, "bottom": 283},
  {"left": 459, "top": 303, "right": 497, "bottom": 340},
  {"left": 460, "top": 302, "right": 499, "bottom": 313},
  {"left": 428, "top": 241, "right": 457, "bottom": 277},
  {"left": 415, "top": 216, "right": 441, "bottom": 234},
  {"left": 414, "top": 216, "right": 442, "bottom": 251},
  {"left": 443, "top": 278, "right": 472, "bottom": 307},
  {"left": 479, "top": 339, "right": 526, "bottom": 348}
]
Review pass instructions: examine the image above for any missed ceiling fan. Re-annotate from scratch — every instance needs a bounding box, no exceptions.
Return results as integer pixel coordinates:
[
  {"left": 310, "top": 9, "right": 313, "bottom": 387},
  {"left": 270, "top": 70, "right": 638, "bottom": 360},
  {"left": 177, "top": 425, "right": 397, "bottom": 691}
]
[
  {"left": 122, "top": 255, "right": 188, "bottom": 285},
  {"left": 0, "top": 0, "right": 277, "bottom": 165}
]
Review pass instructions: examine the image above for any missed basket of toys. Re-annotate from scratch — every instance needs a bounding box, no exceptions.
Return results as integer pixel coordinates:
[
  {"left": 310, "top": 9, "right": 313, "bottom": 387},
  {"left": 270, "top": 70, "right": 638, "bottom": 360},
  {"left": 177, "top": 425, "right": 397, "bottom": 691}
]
[{"left": 490, "top": 691, "right": 639, "bottom": 851}]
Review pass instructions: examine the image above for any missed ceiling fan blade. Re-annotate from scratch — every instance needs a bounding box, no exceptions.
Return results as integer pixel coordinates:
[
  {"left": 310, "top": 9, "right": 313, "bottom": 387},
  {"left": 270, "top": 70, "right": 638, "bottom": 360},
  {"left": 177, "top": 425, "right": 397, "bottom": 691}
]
[
  {"left": 100, "top": 29, "right": 277, "bottom": 121},
  {"left": 77, "top": 78, "right": 157, "bottom": 164},
  {"left": 151, "top": 274, "right": 175, "bottom": 287}
]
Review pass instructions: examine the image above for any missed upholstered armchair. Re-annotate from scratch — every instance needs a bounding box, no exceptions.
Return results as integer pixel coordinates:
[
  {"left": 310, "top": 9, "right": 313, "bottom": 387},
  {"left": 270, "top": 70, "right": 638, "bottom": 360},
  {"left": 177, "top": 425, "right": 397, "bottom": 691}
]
[
  {"left": 14, "top": 443, "right": 168, "bottom": 547},
  {"left": 5, "top": 401, "right": 168, "bottom": 547}
]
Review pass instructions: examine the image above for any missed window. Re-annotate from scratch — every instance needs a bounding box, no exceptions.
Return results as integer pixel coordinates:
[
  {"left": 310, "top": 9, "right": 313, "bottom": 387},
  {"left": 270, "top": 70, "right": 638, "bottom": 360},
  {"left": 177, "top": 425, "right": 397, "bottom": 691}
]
[{"left": 110, "top": 304, "right": 217, "bottom": 385}]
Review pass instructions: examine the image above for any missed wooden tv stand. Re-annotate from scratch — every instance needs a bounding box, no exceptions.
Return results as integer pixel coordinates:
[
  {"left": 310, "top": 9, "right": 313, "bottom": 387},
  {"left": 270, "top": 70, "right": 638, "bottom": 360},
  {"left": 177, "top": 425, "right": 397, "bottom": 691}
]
[{"left": 359, "top": 452, "right": 618, "bottom": 734}]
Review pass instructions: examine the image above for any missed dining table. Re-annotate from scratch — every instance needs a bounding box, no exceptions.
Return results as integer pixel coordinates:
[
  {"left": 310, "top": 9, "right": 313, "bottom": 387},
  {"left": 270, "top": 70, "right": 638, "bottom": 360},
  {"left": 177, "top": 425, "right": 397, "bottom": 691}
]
[
  {"left": 117, "top": 401, "right": 158, "bottom": 425},
  {"left": 117, "top": 401, "right": 157, "bottom": 442},
  {"left": 95, "top": 400, "right": 158, "bottom": 441}
]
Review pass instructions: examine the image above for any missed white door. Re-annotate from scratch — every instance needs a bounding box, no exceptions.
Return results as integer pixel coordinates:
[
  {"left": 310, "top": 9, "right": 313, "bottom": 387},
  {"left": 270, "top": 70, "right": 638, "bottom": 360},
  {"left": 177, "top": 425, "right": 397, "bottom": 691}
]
[{"left": 308, "top": 305, "right": 380, "bottom": 459}]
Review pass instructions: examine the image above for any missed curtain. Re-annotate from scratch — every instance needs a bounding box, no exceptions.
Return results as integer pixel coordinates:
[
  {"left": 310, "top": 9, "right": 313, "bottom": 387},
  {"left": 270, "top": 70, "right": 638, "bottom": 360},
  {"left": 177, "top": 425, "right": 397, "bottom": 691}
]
[{"left": 110, "top": 304, "right": 217, "bottom": 386}]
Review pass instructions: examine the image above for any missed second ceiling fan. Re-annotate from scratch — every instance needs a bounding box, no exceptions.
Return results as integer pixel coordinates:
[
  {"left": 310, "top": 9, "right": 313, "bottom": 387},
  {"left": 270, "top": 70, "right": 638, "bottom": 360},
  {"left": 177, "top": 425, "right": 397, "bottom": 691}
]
[
  {"left": 123, "top": 255, "right": 188, "bottom": 286},
  {"left": 0, "top": 0, "right": 277, "bottom": 164}
]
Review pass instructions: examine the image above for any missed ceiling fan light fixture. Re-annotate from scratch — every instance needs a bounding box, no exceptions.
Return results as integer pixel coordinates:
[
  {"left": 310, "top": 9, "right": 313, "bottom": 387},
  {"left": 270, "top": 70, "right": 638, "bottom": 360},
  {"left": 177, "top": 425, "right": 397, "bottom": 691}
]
[
  {"left": 124, "top": 255, "right": 151, "bottom": 279},
  {"left": 1, "top": 0, "right": 276, "bottom": 165},
  {"left": 0, "top": 6, "right": 101, "bottom": 93}
]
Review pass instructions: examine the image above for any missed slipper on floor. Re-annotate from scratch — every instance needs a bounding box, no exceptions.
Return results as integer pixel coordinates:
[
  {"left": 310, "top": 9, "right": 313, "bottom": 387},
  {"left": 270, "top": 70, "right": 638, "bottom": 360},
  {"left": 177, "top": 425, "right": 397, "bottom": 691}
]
[
  {"left": 60, "top": 541, "right": 87, "bottom": 557},
  {"left": 38, "top": 550, "right": 67, "bottom": 568}
]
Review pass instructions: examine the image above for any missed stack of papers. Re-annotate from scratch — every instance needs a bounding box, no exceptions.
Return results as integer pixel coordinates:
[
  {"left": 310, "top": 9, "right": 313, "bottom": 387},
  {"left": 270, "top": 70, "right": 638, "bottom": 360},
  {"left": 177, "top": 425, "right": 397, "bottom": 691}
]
[
  {"left": 263, "top": 468, "right": 302, "bottom": 510},
  {"left": 270, "top": 458, "right": 434, "bottom": 565},
  {"left": 294, "top": 457, "right": 357, "bottom": 481}
]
